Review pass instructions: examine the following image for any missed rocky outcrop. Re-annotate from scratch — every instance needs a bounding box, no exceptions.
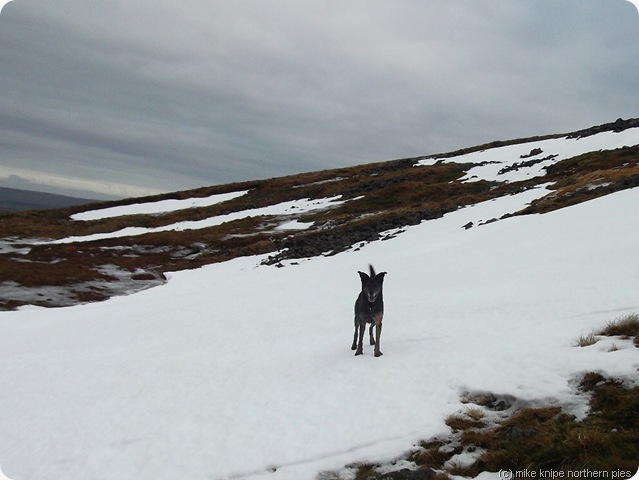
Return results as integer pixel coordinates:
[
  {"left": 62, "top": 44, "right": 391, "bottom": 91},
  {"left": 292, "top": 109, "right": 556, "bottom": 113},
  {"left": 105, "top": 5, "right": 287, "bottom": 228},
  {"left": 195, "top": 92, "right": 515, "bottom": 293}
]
[
  {"left": 567, "top": 117, "right": 639, "bottom": 139},
  {"left": 263, "top": 207, "right": 453, "bottom": 265}
]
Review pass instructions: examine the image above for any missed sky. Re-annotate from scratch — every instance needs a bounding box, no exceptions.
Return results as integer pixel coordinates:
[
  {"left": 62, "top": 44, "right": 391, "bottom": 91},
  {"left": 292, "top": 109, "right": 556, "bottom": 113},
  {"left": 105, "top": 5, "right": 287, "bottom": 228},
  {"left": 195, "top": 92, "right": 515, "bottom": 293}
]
[{"left": 1, "top": 0, "right": 638, "bottom": 200}]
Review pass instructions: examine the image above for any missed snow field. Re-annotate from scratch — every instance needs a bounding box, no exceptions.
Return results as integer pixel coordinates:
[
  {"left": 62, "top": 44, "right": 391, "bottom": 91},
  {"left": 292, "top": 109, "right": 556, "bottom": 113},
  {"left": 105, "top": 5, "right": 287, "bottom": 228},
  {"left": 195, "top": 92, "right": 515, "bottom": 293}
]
[
  {"left": 416, "top": 128, "right": 639, "bottom": 183},
  {"left": 1, "top": 184, "right": 638, "bottom": 479}
]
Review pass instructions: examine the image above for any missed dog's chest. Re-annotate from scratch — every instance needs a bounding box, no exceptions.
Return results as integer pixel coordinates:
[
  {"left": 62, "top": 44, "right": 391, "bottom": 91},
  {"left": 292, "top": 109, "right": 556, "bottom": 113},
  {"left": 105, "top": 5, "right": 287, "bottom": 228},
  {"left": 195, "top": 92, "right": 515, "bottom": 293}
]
[{"left": 357, "top": 294, "right": 383, "bottom": 319}]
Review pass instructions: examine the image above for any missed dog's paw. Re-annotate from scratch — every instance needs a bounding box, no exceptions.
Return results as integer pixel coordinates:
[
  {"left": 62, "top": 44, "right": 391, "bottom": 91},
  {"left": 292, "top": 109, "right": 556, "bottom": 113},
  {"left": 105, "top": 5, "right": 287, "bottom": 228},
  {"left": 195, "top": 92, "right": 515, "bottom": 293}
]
[
  {"left": 354, "top": 350, "right": 363, "bottom": 356},
  {"left": 374, "top": 351, "right": 383, "bottom": 357},
  {"left": 351, "top": 344, "right": 357, "bottom": 350}
]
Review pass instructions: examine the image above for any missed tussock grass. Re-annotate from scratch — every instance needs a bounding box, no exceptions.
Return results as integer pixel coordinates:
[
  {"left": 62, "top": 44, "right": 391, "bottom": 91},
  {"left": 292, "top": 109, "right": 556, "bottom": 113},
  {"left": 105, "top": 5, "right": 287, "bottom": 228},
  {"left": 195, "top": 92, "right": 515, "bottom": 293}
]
[
  {"left": 409, "top": 440, "right": 451, "bottom": 468},
  {"left": 575, "top": 332, "right": 598, "bottom": 347},
  {"left": 575, "top": 313, "right": 639, "bottom": 348},
  {"left": 599, "top": 313, "right": 639, "bottom": 339},
  {"left": 349, "top": 462, "right": 379, "bottom": 480},
  {"left": 445, "top": 414, "right": 482, "bottom": 432},
  {"left": 445, "top": 408, "right": 486, "bottom": 431},
  {"left": 464, "top": 406, "right": 485, "bottom": 421},
  {"left": 410, "top": 374, "right": 639, "bottom": 478}
]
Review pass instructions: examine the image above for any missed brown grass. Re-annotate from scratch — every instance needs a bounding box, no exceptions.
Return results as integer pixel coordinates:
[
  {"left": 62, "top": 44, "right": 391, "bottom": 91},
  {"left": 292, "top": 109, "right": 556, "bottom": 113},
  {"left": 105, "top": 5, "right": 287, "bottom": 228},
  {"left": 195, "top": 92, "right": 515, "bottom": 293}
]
[
  {"left": 599, "top": 313, "right": 639, "bottom": 340},
  {"left": 575, "top": 332, "right": 598, "bottom": 347},
  {"left": 519, "top": 145, "right": 639, "bottom": 215},
  {"left": 409, "top": 374, "right": 639, "bottom": 478}
]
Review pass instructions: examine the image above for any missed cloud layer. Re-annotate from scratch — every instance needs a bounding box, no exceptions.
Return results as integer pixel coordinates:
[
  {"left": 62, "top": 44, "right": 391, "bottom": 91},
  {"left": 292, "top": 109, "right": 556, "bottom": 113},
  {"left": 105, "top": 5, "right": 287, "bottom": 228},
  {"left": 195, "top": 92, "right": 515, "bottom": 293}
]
[{"left": 1, "top": 0, "right": 638, "bottom": 198}]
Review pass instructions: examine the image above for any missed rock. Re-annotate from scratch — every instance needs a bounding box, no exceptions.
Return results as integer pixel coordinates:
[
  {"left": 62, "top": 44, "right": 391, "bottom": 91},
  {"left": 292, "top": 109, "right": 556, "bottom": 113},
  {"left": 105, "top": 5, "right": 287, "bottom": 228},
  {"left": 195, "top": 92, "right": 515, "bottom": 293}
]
[
  {"left": 370, "top": 468, "right": 437, "bottom": 480},
  {"left": 566, "top": 118, "right": 639, "bottom": 139},
  {"left": 263, "top": 207, "right": 452, "bottom": 265},
  {"left": 504, "top": 426, "right": 537, "bottom": 441},
  {"left": 520, "top": 147, "right": 543, "bottom": 159}
]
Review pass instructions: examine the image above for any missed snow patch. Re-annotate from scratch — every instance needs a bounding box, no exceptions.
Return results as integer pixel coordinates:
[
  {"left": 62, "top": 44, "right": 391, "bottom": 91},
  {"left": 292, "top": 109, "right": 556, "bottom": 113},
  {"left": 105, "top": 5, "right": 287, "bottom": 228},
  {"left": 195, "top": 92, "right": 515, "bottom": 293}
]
[
  {"left": 44, "top": 195, "right": 346, "bottom": 244},
  {"left": 71, "top": 190, "right": 249, "bottom": 221},
  {"left": 276, "top": 219, "right": 314, "bottom": 231},
  {"left": 416, "top": 128, "right": 639, "bottom": 183}
]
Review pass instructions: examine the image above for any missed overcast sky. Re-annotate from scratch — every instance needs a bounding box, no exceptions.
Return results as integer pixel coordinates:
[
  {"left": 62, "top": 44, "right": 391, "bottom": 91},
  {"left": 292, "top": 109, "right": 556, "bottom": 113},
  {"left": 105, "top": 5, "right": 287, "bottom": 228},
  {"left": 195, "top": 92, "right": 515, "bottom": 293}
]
[{"left": 1, "top": 1, "right": 638, "bottom": 199}]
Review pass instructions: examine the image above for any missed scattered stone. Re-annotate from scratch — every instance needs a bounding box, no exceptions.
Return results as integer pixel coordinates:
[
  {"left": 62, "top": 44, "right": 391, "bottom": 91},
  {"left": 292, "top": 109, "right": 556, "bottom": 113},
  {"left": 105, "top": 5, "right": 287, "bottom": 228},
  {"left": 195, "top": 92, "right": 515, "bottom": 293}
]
[
  {"left": 497, "top": 155, "right": 557, "bottom": 175},
  {"left": 520, "top": 147, "right": 543, "bottom": 158}
]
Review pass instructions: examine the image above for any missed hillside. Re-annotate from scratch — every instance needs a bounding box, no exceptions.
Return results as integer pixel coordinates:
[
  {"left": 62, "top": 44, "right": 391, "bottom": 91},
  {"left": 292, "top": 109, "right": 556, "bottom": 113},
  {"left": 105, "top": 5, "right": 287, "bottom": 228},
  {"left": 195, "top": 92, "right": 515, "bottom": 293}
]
[
  {"left": 1, "top": 117, "right": 639, "bottom": 310},
  {"left": 0, "top": 118, "right": 638, "bottom": 480}
]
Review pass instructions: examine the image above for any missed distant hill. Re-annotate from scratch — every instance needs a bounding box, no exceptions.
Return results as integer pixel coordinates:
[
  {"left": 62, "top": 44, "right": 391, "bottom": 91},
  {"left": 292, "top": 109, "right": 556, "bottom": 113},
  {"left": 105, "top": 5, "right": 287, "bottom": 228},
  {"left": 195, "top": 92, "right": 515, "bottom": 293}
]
[{"left": 0, "top": 187, "right": 97, "bottom": 213}]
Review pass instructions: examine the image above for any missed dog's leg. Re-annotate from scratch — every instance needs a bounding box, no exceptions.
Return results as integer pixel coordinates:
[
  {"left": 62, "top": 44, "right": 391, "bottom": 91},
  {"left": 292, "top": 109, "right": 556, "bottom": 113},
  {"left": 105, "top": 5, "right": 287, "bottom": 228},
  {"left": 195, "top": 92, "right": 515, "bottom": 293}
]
[
  {"left": 374, "top": 323, "right": 382, "bottom": 357},
  {"left": 373, "top": 313, "right": 383, "bottom": 357},
  {"left": 351, "top": 317, "right": 359, "bottom": 351},
  {"left": 369, "top": 323, "right": 375, "bottom": 345},
  {"left": 355, "top": 319, "right": 365, "bottom": 356}
]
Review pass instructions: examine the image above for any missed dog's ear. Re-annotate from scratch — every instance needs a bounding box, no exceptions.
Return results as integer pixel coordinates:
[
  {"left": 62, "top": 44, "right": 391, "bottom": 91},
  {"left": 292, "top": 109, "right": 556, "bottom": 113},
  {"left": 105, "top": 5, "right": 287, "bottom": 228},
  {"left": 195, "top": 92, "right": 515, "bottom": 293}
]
[
  {"left": 358, "top": 271, "right": 369, "bottom": 284},
  {"left": 376, "top": 272, "right": 387, "bottom": 283}
]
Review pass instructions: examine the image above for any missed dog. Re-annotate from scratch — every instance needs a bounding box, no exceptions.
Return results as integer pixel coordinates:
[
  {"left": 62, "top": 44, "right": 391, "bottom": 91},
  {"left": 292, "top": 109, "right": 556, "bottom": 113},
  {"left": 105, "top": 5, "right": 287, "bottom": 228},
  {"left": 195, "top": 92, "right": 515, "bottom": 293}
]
[{"left": 352, "top": 265, "right": 387, "bottom": 357}]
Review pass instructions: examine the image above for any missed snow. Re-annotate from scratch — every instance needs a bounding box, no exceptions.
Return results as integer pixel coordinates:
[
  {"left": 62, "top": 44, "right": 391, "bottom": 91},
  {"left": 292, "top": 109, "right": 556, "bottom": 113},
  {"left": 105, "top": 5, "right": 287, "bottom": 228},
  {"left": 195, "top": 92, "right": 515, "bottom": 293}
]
[
  {"left": 45, "top": 196, "right": 346, "bottom": 244},
  {"left": 71, "top": 190, "right": 249, "bottom": 221},
  {"left": 275, "top": 219, "right": 314, "bottom": 231},
  {"left": 0, "top": 264, "right": 165, "bottom": 309},
  {"left": 416, "top": 128, "right": 639, "bottom": 183},
  {"left": 1, "top": 180, "right": 639, "bottom": 479},
  {"left": 2, "top": 128, "right": 639, "bottom": 479}
]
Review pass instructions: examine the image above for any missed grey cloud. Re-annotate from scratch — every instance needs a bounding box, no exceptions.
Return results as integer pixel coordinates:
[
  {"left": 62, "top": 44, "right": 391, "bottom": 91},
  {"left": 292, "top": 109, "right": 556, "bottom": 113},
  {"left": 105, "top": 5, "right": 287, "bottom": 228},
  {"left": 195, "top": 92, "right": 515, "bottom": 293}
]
[{"left": 1, "top": 0, "right": 638, "bottom": 198}]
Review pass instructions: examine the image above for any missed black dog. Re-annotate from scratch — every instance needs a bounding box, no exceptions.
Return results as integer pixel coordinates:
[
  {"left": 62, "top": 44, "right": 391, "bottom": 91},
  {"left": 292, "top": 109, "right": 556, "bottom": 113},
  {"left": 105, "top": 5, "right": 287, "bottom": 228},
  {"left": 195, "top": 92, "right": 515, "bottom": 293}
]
[{"left": 352, "top": 265, "right": 387, "bottom": 357}]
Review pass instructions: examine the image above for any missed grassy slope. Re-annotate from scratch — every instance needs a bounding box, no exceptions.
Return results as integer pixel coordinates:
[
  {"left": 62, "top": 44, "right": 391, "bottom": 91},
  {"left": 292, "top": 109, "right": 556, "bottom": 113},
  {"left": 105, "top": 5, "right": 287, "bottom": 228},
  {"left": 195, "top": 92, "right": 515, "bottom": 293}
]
[{"left": 1, "top": 118, "right": 638, "bottom": 310}]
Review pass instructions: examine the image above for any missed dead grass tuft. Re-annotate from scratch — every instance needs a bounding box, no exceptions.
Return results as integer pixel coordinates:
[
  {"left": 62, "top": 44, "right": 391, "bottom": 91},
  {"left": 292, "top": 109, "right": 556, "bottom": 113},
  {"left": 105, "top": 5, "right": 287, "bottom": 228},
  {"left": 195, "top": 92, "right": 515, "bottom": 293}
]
[
  {"left": 599, "top": 313, "right": 639, "bottom": 341},
  {"left": 575, "top": 332, "right": 598, "bottom": 347},
  {"left": 445, "top": 414, "right": 484, "bottom": 432}
]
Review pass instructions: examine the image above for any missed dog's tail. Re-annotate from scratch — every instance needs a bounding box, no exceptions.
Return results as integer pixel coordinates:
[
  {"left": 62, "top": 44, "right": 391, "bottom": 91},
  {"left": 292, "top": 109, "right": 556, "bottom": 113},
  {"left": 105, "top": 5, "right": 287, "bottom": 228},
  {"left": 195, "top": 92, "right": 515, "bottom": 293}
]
[{"left": 369, "top": 264, "right": 376, "bottom": 277}]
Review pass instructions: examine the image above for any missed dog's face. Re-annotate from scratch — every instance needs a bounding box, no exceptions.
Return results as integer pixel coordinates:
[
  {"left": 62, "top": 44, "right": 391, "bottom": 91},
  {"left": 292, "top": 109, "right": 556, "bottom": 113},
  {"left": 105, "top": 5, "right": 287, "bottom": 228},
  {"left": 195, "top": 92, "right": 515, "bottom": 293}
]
[{"left": 359, "top": 269, "right": 386, "bottom": 303}]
